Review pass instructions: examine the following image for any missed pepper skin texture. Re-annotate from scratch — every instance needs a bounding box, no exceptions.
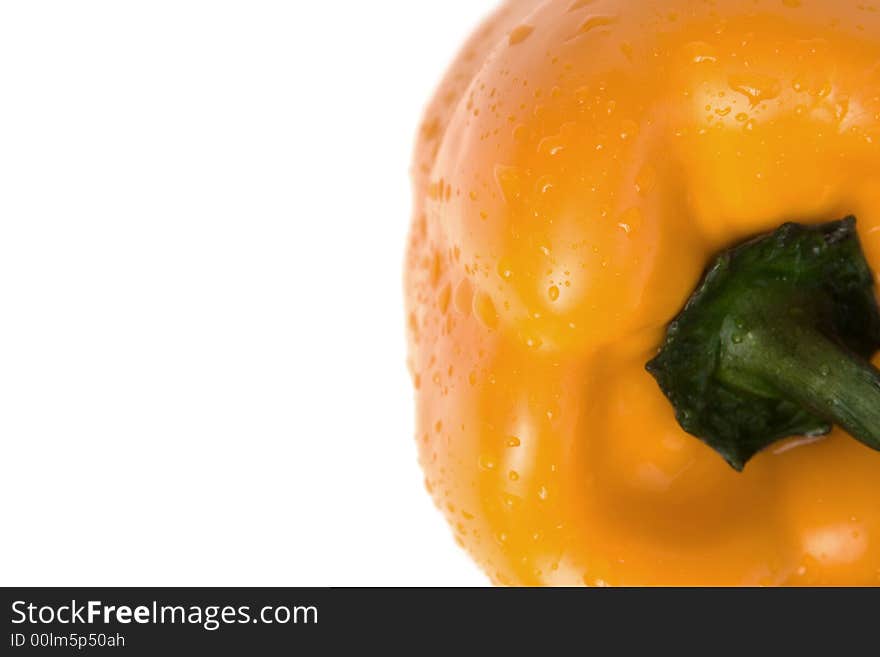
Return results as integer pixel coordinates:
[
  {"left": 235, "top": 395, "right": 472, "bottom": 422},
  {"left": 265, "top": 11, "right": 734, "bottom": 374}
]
[{"left": 405, "top": 0, "right": 880, "bottom": 585}]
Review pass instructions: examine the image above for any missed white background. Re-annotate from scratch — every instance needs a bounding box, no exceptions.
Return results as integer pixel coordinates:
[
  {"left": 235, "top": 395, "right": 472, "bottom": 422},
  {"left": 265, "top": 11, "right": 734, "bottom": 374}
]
[{"left": 0, "top": 1, "right": 497, "bottom": 586}]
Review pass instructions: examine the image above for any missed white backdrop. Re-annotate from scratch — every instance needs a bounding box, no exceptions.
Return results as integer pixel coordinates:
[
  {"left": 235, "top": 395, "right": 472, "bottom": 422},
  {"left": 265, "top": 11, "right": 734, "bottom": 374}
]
[{"left": 0, "top": 1, "right": 498, "bottom": 586}]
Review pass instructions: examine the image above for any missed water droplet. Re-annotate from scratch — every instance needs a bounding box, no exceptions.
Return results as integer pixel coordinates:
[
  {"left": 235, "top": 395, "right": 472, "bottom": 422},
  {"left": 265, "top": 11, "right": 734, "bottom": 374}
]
[
  {"left": 497, "top": 258, "right": 514, "bottom": 281},
  {"left": 683, "top": 41, "right": 718, "bottom": 65},
  {"left": 578, "top": 15, "right": 617, "bottom": 34},
  {"left": 568, "top": 0, "right": 595, "bottom": 11},
  {"left": 729, "top": 73, "right": 781, "bottom": 106},
  {"left": 509, "top": 25, "right": 534, "bottom": 46},
  {"left": 429, "top": 250, "right": 443, "bottom": 287},
  {"left": 454, "top": 278, "right": 473, "bottom": 314},
  {"left": 509, "top": 470, "right": 520, "bottom": 481},
  {"left": 437, "top": 283, "right": 452, "bottom": 314},
  {"left": 548, "top": 285, "right": 560, "bottom": 301},
  {"left": 506, "top": 436, "right": 522, "bottom": 447},
  {"left": 479, "top": 455, "right": 497, "bottom": 471},
  {"left": 538, "top": 135, "right": 566, "bottom": 157},
  {"left": 502, "top": 493, "right": 522, "bottom": 508},
  {"left": 473, "top": 292, "right": 499, "bottom": 329},
  {"left": 536, "top": 175, "right": 555, "bottom": 195},
  {"left": 619, "top": 119, "right": 639, "bottom": 140},
  {"left": 617, "top": 207, "right": 643, "bottom": 235}
]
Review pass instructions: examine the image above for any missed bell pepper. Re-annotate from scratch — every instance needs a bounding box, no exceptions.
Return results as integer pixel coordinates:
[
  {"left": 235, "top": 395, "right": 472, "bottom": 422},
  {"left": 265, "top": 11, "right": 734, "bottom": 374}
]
[{"left": 405, "top": 0, "right": 880, "bottom": 585}]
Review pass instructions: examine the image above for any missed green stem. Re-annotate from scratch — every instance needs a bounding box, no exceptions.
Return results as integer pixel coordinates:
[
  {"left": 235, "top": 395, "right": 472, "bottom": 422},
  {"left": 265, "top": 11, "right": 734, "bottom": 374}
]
[
  {"left": 720, "top": 318, "right": 880, "bottom": 451},
  {"left": 646, "top": 217, "right": 880, "bottom": 470}
]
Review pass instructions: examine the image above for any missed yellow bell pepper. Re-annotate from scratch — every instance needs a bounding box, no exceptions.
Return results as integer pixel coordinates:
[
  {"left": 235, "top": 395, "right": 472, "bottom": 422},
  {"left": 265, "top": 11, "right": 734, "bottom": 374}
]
[{"left": 405, "top": 0, "right": 880, "bottom": 585}]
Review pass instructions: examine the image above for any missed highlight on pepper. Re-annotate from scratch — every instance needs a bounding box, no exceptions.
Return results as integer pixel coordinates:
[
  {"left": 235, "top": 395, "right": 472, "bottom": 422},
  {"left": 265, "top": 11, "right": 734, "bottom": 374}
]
[{"left": 405, "top": 0, "right": 880, "bottom": 585}]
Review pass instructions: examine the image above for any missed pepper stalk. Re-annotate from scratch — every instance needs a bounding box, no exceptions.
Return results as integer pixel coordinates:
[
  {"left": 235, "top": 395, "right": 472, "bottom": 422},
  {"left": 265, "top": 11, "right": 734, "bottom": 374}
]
[{"left": 647, "top": 217, "right": 880, "bottom": 470}]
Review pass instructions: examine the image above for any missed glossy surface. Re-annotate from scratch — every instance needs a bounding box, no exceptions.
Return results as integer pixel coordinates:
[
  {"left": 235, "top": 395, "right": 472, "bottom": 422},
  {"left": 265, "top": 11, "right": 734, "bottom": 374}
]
[{"left": 405, "top": 0, "right": 880, "bottom": 585}]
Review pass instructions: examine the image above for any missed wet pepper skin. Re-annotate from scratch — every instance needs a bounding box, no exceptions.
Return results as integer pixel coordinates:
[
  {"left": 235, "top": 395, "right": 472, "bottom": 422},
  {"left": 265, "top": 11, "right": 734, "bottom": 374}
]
[{"left": 405, "top": 0, "right": 880, "bottom": 585}]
